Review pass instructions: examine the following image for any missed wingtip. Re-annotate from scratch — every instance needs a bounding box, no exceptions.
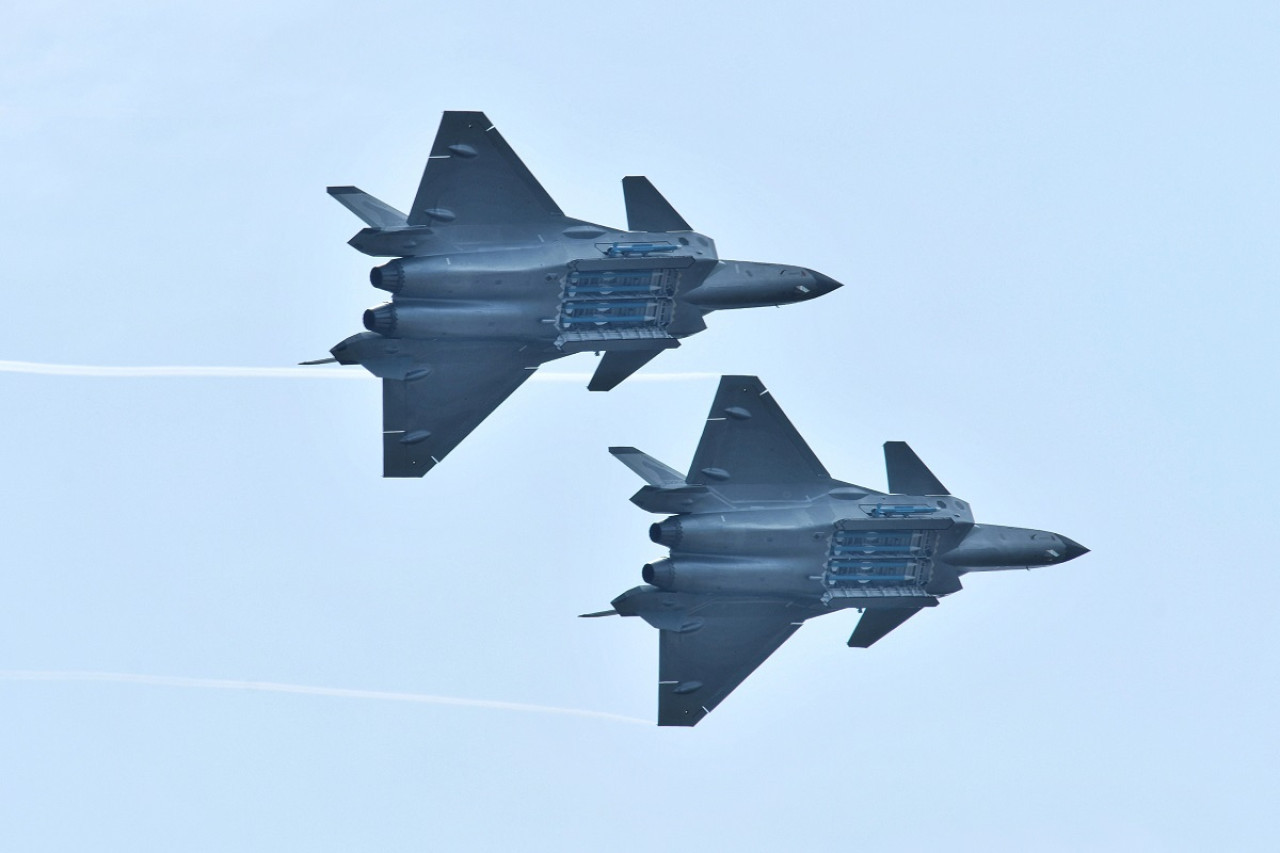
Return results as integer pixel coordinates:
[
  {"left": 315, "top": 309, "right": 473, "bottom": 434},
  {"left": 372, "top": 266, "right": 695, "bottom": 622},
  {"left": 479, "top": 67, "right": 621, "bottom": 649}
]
[
  {"left": 657, "top": 711, "right": 706, "bottom": 727},
  {"left": 717, "top": 375, "right": 765, "bottom": 395},
  {"left": 441, "top": 109, "right": 491, "bottom": 124}
]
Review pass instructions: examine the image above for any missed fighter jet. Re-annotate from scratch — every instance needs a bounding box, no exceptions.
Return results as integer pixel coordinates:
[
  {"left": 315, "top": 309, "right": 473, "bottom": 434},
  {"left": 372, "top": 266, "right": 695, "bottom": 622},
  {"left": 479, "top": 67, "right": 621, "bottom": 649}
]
[
  {"left": 584, "top": 375, "right": 1088, "bottom": 726},
  {"left": 314, "top": 111, "right": 842, "bottom": 477}
]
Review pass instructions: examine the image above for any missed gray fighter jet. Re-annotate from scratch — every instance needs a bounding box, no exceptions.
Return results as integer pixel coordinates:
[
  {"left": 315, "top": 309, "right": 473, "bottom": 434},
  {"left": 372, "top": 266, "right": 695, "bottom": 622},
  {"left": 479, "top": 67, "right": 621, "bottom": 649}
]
[
  {"left": 315, "top": 112, "right": 842, "bottom": 477},
  {"left": 584, "top": 375, "right": 1088, "bottom": 726}
]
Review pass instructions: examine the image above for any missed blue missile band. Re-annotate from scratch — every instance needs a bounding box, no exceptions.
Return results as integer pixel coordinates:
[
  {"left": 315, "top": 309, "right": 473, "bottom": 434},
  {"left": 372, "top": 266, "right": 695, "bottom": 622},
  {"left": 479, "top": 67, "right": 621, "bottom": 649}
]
[
  {"left": 866, "top": 506, "right": 939, "bottom": 517},
  {"left": 828, "top": 562, "right": 914, "bottom": 571},
  {"left": 562, "top": 301, "right": 651, "bottom": 310},
  {"left": 827, "top": 575, "right": 918, "bottom": 584},
  {"left": 566, "top": 287, "right": 659, "bottom": 296},
  {"left": 604, "top": 243, "right": 678, "bottom": 256},
  {"left": 561, "top": 316, "right": 651, "bottom": 324}
]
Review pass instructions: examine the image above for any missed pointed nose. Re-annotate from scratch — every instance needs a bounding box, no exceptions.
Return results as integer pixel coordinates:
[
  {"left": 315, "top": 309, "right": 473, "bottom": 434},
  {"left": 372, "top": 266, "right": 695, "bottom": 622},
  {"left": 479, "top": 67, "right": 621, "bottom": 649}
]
[
  {"left": 1059, "top": 537, "right": 1090, "bottom": 562},
  {"left": 807, "top": 270, "right": 843, "bottom": 296}
]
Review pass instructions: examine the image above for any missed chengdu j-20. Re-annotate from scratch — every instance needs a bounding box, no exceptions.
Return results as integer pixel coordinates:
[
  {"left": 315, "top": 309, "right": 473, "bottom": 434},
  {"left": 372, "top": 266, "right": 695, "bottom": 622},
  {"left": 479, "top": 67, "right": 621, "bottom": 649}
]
[
  {"left": 314, "top": 111, "right": 841, "bottom": 477},
  {"left": 584, "top": 376, "right": 1088, "bottom": 727}
]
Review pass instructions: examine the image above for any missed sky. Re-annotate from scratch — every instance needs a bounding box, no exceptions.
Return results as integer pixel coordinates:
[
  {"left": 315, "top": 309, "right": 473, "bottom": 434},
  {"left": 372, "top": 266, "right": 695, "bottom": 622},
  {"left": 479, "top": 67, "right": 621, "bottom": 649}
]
[{"left": 2, "top": 1, "right": 1278, "bottom": 850}]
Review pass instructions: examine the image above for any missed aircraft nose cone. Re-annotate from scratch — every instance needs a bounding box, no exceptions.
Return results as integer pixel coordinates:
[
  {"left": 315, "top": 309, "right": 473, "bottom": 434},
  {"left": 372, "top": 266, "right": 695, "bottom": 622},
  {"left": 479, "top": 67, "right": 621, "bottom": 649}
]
[
  {"left": 1059, "top": 537, "right": 1090, "bottom": 562},
  {"left": 807, "top": 270, "right": 843, "bottom": 296}
]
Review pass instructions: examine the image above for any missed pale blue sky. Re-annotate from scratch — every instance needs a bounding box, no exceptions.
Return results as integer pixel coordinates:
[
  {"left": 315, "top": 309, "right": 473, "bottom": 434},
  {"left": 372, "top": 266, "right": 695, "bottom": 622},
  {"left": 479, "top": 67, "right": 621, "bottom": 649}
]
[{"left": 2, "top": 2, "right": 1278, "bottom": 850}]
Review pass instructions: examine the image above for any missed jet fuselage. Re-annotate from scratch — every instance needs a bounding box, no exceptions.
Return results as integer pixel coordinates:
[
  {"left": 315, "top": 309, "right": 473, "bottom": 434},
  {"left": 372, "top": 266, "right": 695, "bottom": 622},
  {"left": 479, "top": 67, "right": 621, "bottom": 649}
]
[
  {"left": 593, "top": 376, "right": 1089, "bottom": 725},
  {"left": 637, "top": 493, "right": 1083, "bottom": 603},
  {"left": 348, "top": 228, "right": 837, "bottom": 349},
  {"left": 321, "top": 113, "right": 845, "bottom": 476}
]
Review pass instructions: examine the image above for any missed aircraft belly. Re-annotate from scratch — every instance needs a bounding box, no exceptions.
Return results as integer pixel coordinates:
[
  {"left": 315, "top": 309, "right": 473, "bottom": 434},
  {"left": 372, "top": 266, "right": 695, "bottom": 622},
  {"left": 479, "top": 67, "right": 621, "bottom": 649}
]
[
  {"left": 373, "top": 246, "right": 574, "bottom": 297},
  {"left": 377, "top": 297, "right": 557, "bottom": 341},
  {"left": 553, "top": 255, "right": 713, "bottom": 352},
  {"left": 589, "top": 376, "right": 1088, "bottom": 725},
  {"left": 648, "top": 555, "right": 825, "bottom": 597},
  {"left": 658, "top": 508, "right": 833, "bottom": 557}
]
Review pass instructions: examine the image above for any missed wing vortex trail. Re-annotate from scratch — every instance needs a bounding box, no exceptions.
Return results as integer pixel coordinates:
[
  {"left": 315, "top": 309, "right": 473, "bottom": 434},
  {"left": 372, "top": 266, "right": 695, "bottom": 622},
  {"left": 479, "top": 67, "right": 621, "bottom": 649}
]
[
  {"left": 1, "top": 360, "right": 699, "bottom": 723},
  {"left": 0, "top": 670, "right": 648, "bottom": 726},
  {"left": 0, "top": 360, "right": 715, "bottom": 382}
]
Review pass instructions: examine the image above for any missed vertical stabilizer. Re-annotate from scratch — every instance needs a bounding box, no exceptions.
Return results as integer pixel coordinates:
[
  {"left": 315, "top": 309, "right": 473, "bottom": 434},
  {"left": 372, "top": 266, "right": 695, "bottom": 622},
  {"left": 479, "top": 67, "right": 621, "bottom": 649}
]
[
  {"left": 588, "top": 348, "right": 668, "bottom": 392},
  {"left": 848, "top": 607, "right": 926, "bottom": 648},
  {"left": 884, "top": 442, "right": 949, "bottom": 495},
  {"left": 622, "top": 176, "right": 692, "bottom": 232}
]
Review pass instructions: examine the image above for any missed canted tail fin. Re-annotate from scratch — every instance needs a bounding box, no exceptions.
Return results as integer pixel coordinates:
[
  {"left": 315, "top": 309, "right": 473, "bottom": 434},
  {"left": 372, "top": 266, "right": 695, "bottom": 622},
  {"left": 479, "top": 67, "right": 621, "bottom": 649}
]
[
  {"left": 327, "top": 186, "right": 408, "bottom": 227},
  {"left": 588, "top": 348, "right": 672, "bottom": 392},
  {"left": 884, "top": 441, "right": 949, "bottom": 496},
  {"left": 609, "top": 446, "right": 685, "bottom": 487},
  {"left": 622, "top": 176, "right": 691, "bottom": 232},
  {"left": 847, "top": 606, "right": 930, "bottom": 648}
]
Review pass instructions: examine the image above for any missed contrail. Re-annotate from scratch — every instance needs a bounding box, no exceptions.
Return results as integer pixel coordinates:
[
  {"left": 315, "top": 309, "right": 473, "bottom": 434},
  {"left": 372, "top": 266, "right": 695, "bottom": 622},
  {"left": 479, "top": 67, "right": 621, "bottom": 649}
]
[
  {"left": 0, "top": 361, "right": 365, "bottom": 379},
  {"left": 0, "top": 360, "right": 716, "bottom": 383},
  {"left": 0, "top": 670, "right": 649, "bottom": 726}
]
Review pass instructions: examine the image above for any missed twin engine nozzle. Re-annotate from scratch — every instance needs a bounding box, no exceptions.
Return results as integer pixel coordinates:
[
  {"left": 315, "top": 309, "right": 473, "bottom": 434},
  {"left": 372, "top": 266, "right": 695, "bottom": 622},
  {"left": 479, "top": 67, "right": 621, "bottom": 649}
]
[
  {"left": 649, "top": 518, "right": 682, "bottom": 548},
  {"left": 641, "top": 559, "right": 675, "bottom": 588},
  {"left": 369, "top": 262, "right": 405, "bottom": 294},
  {"left": 642, "top": 520, "right": 682, "bottom": 587},
  {"left": 362, "top": 304, "right": 396, "bottom": 335}
]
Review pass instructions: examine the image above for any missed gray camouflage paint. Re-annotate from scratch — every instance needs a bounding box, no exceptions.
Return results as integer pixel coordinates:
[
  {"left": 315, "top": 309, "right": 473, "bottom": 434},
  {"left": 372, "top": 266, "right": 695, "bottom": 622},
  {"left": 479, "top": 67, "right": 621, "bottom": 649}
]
[
  {"left": 320, "top": 112, "right": 841, "bottom": 477},
  {"left": 589, "top": 375, "right": 1087, "bottom": 726}
]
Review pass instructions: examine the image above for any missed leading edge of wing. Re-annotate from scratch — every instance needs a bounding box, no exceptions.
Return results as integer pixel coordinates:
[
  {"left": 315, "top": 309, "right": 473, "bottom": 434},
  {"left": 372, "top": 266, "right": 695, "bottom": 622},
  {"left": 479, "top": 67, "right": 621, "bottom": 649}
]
[
  {"left": 658, "top": 598, "right": 805, "bottom": 727},
  {"left": 407, "top": 111, "right": 563, "bottom": 228},
  {"left": 686, "top": 375, "right": 832, "bottom": 486},
  {"left": 379, "top": 342, "right": 537, "bottom": 477}
]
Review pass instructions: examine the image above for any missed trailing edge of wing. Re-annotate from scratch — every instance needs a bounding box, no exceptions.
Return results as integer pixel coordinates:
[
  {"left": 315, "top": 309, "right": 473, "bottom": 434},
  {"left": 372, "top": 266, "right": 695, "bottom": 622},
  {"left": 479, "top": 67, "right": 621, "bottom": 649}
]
[
  {"left": 377, "top": 342, "right": 536, "bottom": 478},
  {"left": 658, "top": 599, "right": 804, "bottom": 726},
  {"left": 408, "top": 111, "right": 563, "bottom": 227},
  {"left": 622, "top": 176, "right": 691, "bottom": 232},
  {"left": 687, "top": 376, "right": 832, "bottom": 486},
  {"left": 327, "top": 186, "right": 408, "bottom": 227},
  {"left": 884, "top": 441, "right": 950, "bottom": 495}
]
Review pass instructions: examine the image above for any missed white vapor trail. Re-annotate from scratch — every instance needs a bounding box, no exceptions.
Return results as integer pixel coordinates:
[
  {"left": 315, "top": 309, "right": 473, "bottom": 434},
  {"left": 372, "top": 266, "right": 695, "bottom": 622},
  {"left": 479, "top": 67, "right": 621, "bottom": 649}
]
[
  {"left": 0, "top": 360, "right": 716, "bottom": 383},
  {"left": 0, "top": 361, "right": 364, "bottom": 379},
  {"left": 0, "top": 670, "right": 649, "bottom": 726}
]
